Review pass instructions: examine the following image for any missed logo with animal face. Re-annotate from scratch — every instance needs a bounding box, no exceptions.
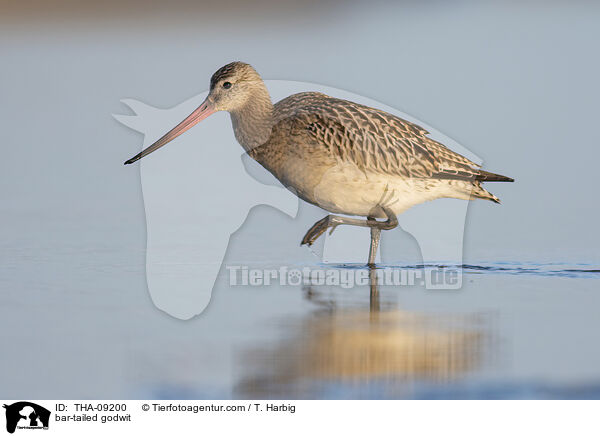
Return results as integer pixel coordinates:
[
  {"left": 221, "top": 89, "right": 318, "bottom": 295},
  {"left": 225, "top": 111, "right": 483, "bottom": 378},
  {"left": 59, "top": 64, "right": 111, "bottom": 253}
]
[{"left": 3, "top": 402, "right": 50, "bottom": 434}]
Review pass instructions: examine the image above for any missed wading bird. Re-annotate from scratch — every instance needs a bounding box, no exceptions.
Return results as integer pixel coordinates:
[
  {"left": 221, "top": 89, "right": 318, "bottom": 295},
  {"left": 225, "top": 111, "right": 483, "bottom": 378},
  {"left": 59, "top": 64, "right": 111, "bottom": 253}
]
[{"left": 125, "top": 62, "right": 513, "bottom": 265}]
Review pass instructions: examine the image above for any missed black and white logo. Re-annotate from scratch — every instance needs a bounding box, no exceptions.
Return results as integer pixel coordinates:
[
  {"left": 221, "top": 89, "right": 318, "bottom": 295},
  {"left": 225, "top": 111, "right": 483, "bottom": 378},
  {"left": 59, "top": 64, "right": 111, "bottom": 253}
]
[{"left": 3, "top": 402, "right": 50, "bottom": 434}]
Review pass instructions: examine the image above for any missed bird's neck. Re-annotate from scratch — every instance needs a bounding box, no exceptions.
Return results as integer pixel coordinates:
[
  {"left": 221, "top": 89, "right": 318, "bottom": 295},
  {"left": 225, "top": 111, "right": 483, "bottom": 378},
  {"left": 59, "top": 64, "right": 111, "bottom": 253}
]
[{"left": 229, "top": 85, "right": 274, "bottom": 152}]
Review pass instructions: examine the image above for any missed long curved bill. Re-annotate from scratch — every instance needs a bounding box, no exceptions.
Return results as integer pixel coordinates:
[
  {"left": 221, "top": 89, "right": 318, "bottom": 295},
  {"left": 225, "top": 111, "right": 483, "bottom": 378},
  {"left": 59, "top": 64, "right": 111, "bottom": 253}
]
[{"left": 124, "top": 100, "right": 215, "bottom": 165}]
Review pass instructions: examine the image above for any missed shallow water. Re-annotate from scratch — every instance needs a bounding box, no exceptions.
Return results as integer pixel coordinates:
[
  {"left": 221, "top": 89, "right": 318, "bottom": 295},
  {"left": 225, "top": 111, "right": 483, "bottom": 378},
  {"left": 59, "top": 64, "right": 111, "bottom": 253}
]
[{"left": 2, "top": 236, "right": 599, "bottom": 399}]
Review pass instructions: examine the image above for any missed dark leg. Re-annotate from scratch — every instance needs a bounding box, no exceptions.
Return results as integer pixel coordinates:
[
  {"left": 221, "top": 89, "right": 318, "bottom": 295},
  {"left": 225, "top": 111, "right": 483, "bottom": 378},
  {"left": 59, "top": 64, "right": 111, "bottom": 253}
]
[
  {"left": 369, "top": 265, "right": 380, "bottom": 313},
  {"left": 368, "top": 222, "right": 381, "bottom": 267},
  {"left": 301, "top": 206, "right": 398, "bottom": 265},
  {"left": 301, "top": 214, "right": 374, "bottom": 246}
]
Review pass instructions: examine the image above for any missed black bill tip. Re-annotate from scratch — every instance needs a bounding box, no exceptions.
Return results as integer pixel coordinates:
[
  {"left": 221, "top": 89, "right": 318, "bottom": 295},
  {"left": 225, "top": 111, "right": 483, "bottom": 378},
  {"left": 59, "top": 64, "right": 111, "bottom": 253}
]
[{"left": 124, "top": 155, "right": 141, "bottom": 165}]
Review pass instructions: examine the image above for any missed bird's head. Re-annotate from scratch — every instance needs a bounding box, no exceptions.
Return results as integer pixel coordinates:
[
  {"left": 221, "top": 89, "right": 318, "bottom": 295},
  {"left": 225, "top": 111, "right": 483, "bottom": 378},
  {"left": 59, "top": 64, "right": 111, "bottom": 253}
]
[
  {"left": 208, "top": 61, "right": 265, "bottom": 112},
  {"left": 124, "top": 61, "right": 267, "bottom": 165}
]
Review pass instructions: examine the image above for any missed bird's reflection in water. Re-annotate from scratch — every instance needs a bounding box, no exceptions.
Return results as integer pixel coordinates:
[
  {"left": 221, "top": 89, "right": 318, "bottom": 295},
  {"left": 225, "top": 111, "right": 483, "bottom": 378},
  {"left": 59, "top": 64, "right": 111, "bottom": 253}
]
[{"left": 236, "top": 267, "right": 491, "bottom": 398}]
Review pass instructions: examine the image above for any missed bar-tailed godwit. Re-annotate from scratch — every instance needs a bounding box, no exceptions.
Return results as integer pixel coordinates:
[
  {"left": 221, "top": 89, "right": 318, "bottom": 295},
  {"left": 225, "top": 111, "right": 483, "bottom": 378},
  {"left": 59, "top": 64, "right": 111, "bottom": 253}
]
[{"left": 125, "top": 62, "right": 513, "bottom": 265}]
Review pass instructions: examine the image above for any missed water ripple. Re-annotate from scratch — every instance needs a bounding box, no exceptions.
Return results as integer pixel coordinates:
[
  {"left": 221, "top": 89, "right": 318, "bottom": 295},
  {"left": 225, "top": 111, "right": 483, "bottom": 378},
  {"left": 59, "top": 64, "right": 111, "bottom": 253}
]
[{"left": 320, "top": 262, "right": 600, "bottom": 279}]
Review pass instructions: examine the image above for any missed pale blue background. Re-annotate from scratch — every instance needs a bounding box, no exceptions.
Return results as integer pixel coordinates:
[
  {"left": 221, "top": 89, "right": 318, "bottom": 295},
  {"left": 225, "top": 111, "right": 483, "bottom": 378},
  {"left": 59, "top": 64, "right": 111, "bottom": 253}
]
[{"left": 1, "top": 1, "right": 599, "bottom": 398}]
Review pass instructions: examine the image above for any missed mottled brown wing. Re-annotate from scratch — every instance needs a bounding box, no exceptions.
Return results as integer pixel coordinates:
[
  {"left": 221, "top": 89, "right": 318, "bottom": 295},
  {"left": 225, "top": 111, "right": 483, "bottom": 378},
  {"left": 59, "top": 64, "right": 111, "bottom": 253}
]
[{"left": 277, "top": 92, "right": 481, "bottom": 179}]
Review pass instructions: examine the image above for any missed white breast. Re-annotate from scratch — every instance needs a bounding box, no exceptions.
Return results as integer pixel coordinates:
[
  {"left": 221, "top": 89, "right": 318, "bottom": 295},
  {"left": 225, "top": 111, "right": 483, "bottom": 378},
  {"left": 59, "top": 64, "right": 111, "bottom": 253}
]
[{"left": 311, "top": 162, "right": 470, "bottom": 218}]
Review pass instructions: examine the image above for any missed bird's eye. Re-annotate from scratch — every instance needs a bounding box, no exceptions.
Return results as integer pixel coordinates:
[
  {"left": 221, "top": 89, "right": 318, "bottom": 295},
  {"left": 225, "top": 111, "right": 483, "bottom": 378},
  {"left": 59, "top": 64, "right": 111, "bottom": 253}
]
[{"left": 223, "top": 82, "right": 232, "bottom": 89}]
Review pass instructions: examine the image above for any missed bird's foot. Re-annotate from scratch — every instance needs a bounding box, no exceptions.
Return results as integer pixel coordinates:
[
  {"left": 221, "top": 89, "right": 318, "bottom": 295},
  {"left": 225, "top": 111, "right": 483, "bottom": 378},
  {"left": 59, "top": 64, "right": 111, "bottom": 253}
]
[
  {"left": 300, "top": 216, "right": 341, "bottom": 246},
  {"left": 300, "top": 209, "right": 397, "bottom": 247}
]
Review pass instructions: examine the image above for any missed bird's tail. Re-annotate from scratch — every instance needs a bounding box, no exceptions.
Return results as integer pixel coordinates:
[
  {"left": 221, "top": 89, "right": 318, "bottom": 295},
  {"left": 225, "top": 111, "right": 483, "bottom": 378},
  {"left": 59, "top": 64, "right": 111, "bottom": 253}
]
[
  {"left": 473, "top": 170, "right": 513, "bottom": 203},
  {"left": 475, "top": 169, "right": 514, "bottom": 182},
  {"left": 467, "top": 181, "right": 503, "bottom": 203}
]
